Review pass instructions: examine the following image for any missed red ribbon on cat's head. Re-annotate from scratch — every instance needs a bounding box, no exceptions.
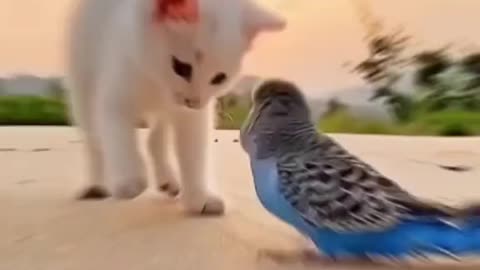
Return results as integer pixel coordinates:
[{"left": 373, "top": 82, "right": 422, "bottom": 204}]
[{"left": 154, "top": 0, "right": 199, "bottom": 23}]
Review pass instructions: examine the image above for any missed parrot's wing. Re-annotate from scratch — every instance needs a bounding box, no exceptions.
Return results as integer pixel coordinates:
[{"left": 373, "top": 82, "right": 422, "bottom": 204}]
[{"left": 276, "top": 144, "right": 456, "bottom": 233}]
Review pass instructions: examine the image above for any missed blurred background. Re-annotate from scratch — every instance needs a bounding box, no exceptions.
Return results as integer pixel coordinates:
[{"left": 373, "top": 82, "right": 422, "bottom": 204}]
[{"left": 1, "top": 0, "right": 480, "bottom": 136}]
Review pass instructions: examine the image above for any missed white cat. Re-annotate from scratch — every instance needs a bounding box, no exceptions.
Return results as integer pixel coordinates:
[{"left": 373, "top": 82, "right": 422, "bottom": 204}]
[{"left": 64, "top": 0, "right": 286, "bottom": 215}]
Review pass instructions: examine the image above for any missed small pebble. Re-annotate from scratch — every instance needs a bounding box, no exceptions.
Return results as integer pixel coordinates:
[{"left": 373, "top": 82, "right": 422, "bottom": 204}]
[
  {"left": 17, "top": 179, "right": 36, "bottom": 185},
  {"left": 0, "top": 148, "right": 17, "bottom": 152},
  {"left": 438, "top": 165, "right": 472, "bottom": 172},
  {"left": 32, "top": 148, "right": 51, "bottom": 152}
]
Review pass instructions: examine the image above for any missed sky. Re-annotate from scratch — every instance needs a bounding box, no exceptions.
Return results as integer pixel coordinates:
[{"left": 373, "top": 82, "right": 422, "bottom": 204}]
[{"left": 1, "top": 0, "right": 480, "bottom": 96}]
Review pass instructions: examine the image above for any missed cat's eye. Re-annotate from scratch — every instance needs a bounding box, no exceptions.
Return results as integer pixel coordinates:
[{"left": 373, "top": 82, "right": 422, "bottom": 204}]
[
  {"left": 210, "top": 72, "right": 227, "bottom": 85},
  {"left": 172, "top": 56, "right": 192, "bottom": 82}
]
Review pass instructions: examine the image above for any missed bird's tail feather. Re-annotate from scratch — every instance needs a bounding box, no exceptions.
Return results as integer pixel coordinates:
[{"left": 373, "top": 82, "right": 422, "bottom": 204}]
[
  {"left": 405, "top": 217, "right": 480, "bottom": 259},
  {"left": 406, "top": 200, "right": 480, "bottom": 256},
  {"left": 319, "top": 205, "right": 480, "bottom": 260},
  {"left": 401, "top": 196, "right": 480, "bottom": 219},
  {"left": 393, "top": 199, "right": 480, "bottom": 258}
]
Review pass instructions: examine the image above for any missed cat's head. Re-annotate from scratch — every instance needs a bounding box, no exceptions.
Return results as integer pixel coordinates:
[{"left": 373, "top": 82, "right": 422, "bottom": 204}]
[{"left": 151, "top": 0, "right": 286, "bottom": 110}]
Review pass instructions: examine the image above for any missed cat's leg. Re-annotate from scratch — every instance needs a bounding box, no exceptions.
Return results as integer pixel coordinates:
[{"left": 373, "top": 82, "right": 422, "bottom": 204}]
[
  {"left": 66, "top": 79, "right": 110, "bottom": 199},
  {"left": 147, "top": 117, "right": 181, "bottom": 197},
  {"left": 94, "top": 71, "right": 148, "bottom": 199},
  {"left": 172, "top": 104, "right": 225, "bottom": 215},
  {"left": 77, "top": 135, "right": 110, "bottom": 199}
]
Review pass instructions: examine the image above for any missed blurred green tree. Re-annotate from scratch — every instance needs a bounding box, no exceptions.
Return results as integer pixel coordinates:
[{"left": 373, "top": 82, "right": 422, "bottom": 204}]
[{"left": 348, "top": 0, "right": 480, "bottom": 122}]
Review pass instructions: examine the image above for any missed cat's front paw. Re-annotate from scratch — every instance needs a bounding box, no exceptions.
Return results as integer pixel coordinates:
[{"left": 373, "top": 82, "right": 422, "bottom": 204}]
[
  {"left": 76, "top": 185, "right": 111, "bottom": 200},
  {"left": 183, "top": 192, "right": 225, "bottom": 216},
  {"left": 201, "top": 195, "right": 225, "bottom": 215},
  {"left": 111, "top": 177, "right": 147, "bottom": 199},
  {"left": 158, "top": 181, "right": 181, "bottom": 197}
]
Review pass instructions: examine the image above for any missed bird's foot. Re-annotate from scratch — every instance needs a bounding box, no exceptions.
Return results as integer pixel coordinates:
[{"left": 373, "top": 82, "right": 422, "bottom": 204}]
[
  {"left": 256, "top": 248, "right": 331, "bottom": 265},
  {"left": 256, "top": 248, "right": 381, "bottom": 267}
]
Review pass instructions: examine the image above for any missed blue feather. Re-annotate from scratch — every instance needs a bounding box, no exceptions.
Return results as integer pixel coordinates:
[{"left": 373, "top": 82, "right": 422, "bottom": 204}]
[{"left": 250, "top": 156, "right": 480, "bottom": 260}]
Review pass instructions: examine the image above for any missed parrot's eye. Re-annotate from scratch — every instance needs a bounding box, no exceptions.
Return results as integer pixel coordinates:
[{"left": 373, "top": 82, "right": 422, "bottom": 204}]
[
  {"left": 279, "top": 99, "right": 290, "bottom": 107},
  {"left": 260, "top": 100, "right": 272, "bottom": 107}
]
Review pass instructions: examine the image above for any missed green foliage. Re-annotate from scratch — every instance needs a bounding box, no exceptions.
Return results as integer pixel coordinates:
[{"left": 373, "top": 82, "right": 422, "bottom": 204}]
[
  {"left": 348, "top": 0, "right": 411, "bottom": 102},
  {"left": 215, "top": 101, "right": 480, "bottom": 137},
  {"left": 48, "top": 78, "right": 67, "bottom": 101},
  {"left": 379, "top": 91, "right": 416, "bottom": 122},
  {"left": 216, "top": 102, "right": 250, "bottom": 130},
  {"left": 0, "top": 96, "right": 70, "bottom": 125},
  {"left": 349, "top": 9, "right": 480, "bottom": 122},
  {"left": 317, "top": 109, "right": 480, "bottom": 137},
  {"left": 318, "top": 110, "right": 402, "bottom": 135},
  {"left": 1, "top": 88, "right": 479, "bottom": 138},
  {"left": 348, "top": 1, "right": 480, "bottom": 126},
  {"left": 413, "top": 48, "right": 452, "bottom": 87},
  {"left": 408, "top": 110, "right": 480, "bottom": 136}
]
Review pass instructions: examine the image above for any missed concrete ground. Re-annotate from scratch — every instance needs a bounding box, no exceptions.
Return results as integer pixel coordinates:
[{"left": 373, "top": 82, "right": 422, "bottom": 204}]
[{"left": 1, "top": 127, "right": 480, "bottom": 270}]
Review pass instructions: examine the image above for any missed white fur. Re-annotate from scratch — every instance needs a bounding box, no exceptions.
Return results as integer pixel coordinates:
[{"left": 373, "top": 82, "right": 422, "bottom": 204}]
[{"left": 65, "top": 0, "right": 285, "bottom": 214}]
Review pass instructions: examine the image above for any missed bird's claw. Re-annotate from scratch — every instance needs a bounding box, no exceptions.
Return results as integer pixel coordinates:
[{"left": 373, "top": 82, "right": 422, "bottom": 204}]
[
  {"left": 256, "top": 248, "right": 330, "bottom": 265},
  {"left": 256, "top": 248, "right": 385, "bottom": 267}
]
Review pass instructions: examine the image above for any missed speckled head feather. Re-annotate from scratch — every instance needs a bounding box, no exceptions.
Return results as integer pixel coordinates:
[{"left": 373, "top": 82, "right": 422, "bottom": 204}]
[
  {"left": 246, "top": 79, "right": 312, "bottom": 128},
  {"left": 240, "top": 79, "right": 317, "bottom": 158},
  {"left": 252, "top": 79, "right": 309, "bottom": 110}
]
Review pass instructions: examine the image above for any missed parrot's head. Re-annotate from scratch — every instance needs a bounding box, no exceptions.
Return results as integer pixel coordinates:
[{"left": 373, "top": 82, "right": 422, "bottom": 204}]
[
  {"left": 240, "top": 79, "right": 312, "bottom": 156},
  {"left": 251, "top": 79, "right": 308, "bottom": 110}
]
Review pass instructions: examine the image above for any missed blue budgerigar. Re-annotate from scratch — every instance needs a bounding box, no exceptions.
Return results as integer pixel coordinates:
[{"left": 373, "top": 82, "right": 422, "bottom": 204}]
[{"left": 240, "top": 79, "right": 480, "bottom": 263}]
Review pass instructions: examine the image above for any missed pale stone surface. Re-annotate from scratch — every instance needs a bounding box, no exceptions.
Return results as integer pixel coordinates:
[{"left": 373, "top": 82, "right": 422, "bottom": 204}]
[{"left": 1, "top": 127, "right": 480, "bottom": 270}]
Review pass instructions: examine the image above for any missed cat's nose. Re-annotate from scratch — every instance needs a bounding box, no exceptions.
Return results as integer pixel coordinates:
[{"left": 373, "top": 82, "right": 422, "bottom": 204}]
[{"left": 184, "top": 97, "right": 201, "bottom": 109}]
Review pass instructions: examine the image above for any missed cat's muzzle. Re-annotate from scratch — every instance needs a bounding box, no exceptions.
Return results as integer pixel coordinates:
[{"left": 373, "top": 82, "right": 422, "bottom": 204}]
[{"left": 183, "top": 97, "right": 202, "bottom": 109}]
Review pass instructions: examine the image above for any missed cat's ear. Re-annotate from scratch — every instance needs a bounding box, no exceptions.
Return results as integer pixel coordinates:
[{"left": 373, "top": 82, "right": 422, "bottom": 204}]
[
  {"left": 153, "top": 0, "right": 199, "bottom": 23},
  {"left": 243, "top": 2, "right": 287, "bottom": 47}
]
